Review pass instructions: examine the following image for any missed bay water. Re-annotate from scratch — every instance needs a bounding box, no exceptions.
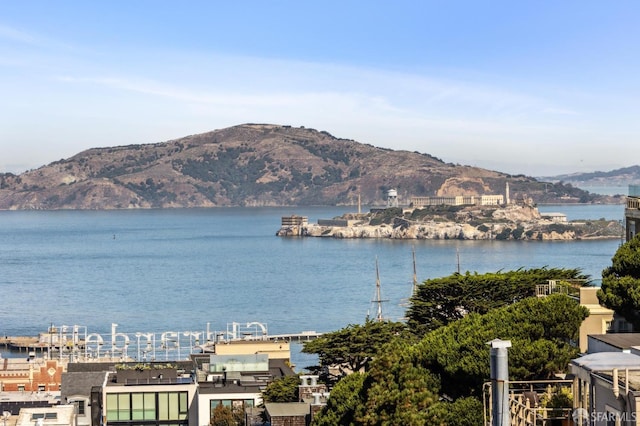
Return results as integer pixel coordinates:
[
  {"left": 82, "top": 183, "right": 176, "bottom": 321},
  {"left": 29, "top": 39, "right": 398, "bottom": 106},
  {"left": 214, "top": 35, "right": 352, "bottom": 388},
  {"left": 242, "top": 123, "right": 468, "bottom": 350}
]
[{"left": 0, "top": 204, "right": 625, "bottom": 369}]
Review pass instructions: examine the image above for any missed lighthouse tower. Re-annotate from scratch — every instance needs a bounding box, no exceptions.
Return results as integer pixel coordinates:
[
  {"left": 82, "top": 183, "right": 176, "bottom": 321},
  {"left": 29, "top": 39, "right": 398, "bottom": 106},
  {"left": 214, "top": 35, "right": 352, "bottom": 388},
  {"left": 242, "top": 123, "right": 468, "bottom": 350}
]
[{"left": 505, "top": 182, "right": 511, "bottom": 205}]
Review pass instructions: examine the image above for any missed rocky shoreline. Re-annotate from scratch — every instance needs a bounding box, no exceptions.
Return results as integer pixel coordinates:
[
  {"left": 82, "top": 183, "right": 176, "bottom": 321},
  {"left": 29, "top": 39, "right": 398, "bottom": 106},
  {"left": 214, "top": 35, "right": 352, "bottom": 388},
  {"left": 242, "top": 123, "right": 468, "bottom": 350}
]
[{"left": 277, "top": 205, "right": 623, "bottom": 241}]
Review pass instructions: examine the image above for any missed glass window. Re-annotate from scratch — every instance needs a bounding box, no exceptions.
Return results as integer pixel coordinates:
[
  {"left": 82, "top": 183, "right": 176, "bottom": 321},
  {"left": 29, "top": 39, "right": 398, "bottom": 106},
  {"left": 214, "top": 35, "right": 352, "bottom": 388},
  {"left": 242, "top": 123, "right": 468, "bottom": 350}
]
[
  {"left": 106, "top": 392, "right": 143, "bottom": 421},
  {"left": 118, "top": 393, "right": 130, "bottom": 421},
  {"left": 158, "top": 392, "right": 187, "bottom": 421},
  {"left": 131, "top": 393, "right": 145, "bottom": 420},
  {"left": 144, "top": 393, "right": 156, "bottom": 419},
  {"left": 158, "top": 392, "right": 169, "bottom": 420},
  {"left": 210, "top": 398, "right": 254, "bottom": 419},
  {"left": 178, "top": 392, "right": 188, "bottom": 420},
  {"left": 106, "top": 394, "right": 119, "bottom": 421},
  {"left": 77, "top": 400, "right": 85, "bottom": 416},
  {"left": 168, "top": 392, "right": 179, "bottom": 420},
  {"left": 107, "top": 391, "right": 186, "bottom": 423}
]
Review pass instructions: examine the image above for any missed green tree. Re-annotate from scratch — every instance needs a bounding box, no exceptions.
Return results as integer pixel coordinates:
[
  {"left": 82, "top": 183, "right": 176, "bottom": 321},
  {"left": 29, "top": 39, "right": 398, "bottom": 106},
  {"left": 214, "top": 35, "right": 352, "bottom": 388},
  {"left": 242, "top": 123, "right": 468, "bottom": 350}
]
[
  {"left": 261, "top": 374, "right": 300, "bottom": 403},
  {"left": 302, "top": 319, "right": 410, "bottom": 379},
  {"left": 598, "top": 235, "right": 640, "bottom": 329},
  {"left": 417, "top": 294, "right": 587, "bottom": 398},
  {"left": 356, "top": 340, "right": 441, "bottom": 425},
  {"left": 425, "top": 397, "right": 484, "bottom": 426},
  {"left": 311, "top": 373, "right": 366, "bottom": 426},
  {"left": 407, "top": 267, "right": 587, "bottom": 333},
  {"left": 314, "top": 294, "right": 587, "bottom": 425}
]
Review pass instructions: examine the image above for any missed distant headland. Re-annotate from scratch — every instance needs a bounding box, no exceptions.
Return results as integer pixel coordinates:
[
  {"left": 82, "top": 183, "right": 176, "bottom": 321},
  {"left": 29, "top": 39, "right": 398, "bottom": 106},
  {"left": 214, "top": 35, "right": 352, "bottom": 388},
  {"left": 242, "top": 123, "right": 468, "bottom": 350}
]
[{"left": 0, "top": 124, "right": 623, "bottom": 210}]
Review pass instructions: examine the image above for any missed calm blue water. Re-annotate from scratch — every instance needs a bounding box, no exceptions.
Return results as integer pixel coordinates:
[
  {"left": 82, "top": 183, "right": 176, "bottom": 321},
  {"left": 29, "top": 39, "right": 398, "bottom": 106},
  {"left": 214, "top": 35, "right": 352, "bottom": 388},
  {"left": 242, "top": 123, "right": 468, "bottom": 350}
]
[{"left": 0, "top": 204, "right": 625, "bottom": 368}]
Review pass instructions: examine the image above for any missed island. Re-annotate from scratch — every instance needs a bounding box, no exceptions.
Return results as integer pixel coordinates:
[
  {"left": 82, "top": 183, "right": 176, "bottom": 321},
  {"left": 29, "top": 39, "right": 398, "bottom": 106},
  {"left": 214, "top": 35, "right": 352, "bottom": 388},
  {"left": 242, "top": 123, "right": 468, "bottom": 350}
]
[{"left": 276, "top": 203, "right": 623, "bottom": 240}]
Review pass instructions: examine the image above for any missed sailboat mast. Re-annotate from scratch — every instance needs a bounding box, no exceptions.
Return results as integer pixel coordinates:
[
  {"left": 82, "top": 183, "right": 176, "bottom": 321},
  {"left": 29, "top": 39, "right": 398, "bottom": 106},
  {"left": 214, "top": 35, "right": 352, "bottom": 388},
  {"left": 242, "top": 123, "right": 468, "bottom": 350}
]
[
  {"left": 375, "top": 258, "right": 383, "bottom": 321},
  {"left": 412, "top": 247, "right": 418, "bottom": 296}
]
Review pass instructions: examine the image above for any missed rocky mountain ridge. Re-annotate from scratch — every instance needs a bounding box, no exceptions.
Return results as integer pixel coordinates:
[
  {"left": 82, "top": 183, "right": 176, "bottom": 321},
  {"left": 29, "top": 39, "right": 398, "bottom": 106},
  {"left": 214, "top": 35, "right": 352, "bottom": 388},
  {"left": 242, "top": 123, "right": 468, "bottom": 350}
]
[{"left": 0, "top": 123, "right": 620, "bottom": 210}]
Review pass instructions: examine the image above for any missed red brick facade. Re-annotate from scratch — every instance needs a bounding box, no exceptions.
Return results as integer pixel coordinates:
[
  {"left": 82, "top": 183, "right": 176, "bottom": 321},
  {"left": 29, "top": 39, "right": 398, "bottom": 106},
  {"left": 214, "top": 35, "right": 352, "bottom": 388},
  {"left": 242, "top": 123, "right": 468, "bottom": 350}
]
[{"left": 0, "top": 359, "right": 64, "bottom": 392}]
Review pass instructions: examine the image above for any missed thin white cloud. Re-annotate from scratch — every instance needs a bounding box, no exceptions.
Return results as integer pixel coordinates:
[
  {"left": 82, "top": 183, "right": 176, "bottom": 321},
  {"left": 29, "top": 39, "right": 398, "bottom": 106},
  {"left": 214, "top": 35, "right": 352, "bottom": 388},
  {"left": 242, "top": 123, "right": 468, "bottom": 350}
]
[
  {"left": 542, "top": 107, "right": 579, "bottom": 116},
  {"left": 0, "top": 22, "right": 79, "bottom": 57},
  {"left": 0, "top": 24, "right": 39, "bottom": 45},
  {"left": 54, "top": 54, "right": 577, "bottom": 126},
  {"left": 52, "top": 63, "right": 590, "bottom": 157}
]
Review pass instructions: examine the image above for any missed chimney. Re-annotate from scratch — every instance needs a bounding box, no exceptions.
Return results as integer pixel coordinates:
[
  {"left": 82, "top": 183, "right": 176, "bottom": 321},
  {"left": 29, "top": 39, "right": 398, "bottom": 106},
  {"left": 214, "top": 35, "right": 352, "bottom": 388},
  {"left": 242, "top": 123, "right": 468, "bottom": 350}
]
[{"left": 311, "top": 393, "right": 322, "bottom": 405}]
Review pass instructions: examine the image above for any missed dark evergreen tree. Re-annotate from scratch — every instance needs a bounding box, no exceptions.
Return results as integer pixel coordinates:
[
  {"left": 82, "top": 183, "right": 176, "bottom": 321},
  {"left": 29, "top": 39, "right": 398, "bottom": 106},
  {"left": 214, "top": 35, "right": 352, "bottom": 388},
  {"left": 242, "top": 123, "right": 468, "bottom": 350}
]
[
  {"left": 598, "top": 235, "right": 640, "bottom": 329},
  {"left": 261, "top": 375, "right": 300, "bottom": 403},
  {"left": 416, "top": 294, "right": 587, "bottom": 398},
  {"left": 425, "top": 397, "right": 484, "bottom": 426},
  {"left": 311, "top": 373, "right": 366, "bottom": 426},
  {"left": 302, "top": 319, "right": 411, "bottom": 381},
  {"left": 407, "top": 267, "right": 587, "bottom": 333},
  {"left": 312, "top": 294, "right": 587, "bottom": 425}
]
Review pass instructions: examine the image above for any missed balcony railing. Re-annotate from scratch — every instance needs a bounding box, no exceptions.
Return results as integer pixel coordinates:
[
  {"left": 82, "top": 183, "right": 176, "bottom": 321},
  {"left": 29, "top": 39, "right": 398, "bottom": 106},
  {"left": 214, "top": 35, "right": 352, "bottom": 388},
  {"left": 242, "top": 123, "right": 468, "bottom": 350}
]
[
  {"left": 483, "top": 379, "right": 574, "bottom": 426},
  {"left": 627, "top": 197, "right": 640, "bottom": 210}
]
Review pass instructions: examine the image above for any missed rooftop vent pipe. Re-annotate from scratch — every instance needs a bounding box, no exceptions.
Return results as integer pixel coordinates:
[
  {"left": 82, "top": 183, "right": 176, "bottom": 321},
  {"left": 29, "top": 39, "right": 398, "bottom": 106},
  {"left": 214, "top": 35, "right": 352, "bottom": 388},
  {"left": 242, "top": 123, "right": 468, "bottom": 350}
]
[{"left": 488, "top": 339, "right": 511, "bottom": 426}]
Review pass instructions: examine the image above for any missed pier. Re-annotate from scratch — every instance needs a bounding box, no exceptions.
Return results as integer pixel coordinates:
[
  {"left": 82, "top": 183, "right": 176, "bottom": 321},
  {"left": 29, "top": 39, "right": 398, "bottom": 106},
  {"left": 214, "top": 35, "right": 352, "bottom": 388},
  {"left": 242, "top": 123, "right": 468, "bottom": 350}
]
[
  {"left": 0, "top": 336, "right": 49, "bottom": 353},
  {"left": 1, "top": 323, "right": 323, "bottom": 362},
  {"left": 241, "top": 331, "right": 323, "bottom": 342}
]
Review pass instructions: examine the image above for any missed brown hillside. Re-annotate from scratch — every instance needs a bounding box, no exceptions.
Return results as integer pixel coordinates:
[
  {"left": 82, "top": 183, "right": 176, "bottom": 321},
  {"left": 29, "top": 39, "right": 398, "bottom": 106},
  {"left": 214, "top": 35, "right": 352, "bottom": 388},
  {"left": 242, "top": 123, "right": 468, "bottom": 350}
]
[{"left": 0, "top": 124, "right": 613, "bottom": 209}]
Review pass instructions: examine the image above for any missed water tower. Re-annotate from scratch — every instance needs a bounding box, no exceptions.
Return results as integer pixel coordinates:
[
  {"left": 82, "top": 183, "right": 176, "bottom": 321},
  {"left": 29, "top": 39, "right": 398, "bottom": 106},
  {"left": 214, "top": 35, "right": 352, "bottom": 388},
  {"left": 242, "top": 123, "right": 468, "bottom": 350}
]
[{"left": 387, "top": 189, "right": 398, "bottom": 207}]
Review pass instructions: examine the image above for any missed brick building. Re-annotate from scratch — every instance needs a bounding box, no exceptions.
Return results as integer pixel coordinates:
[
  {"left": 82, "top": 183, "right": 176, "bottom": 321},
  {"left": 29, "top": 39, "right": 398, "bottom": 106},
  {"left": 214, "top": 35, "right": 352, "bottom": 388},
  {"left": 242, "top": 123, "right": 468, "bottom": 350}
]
[{"left": 0, "top": 357, "right": 64, "bottom": 392}]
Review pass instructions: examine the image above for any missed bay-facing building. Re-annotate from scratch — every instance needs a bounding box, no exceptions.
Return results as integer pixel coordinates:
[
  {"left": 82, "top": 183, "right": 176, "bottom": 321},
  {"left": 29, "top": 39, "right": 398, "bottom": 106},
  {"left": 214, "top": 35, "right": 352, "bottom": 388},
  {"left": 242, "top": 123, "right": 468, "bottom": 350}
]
[{"left": 625, "top": 185, "right": 640, "bottom": 241}]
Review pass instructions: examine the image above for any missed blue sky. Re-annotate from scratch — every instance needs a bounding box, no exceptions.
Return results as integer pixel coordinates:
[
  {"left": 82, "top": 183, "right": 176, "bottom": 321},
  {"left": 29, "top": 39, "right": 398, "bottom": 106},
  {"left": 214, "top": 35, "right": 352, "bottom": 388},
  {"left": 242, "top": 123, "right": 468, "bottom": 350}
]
[{"left": 1, "top": 1, "right": 638, "bottom": 176}]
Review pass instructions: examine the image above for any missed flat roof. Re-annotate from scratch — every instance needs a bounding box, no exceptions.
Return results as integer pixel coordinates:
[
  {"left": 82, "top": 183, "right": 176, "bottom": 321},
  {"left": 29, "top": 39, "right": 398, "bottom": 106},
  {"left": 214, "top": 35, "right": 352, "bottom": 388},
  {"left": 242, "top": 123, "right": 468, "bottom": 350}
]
[
  {"left": 0, "top": 391, "right": 61, "bottom": 404},
  {"left": 571, "top": 352, "right": 640, "bottom": 374},
  {"left": 16, "top": 404, "right": 75, "bottom": 426},
  {"left": 197, "top": 358, "right": 295, "bottom": 395},
  {"left": 588, "top": 333, "right": 640, "bottom": 350},
  {"left": 572, "top": 352, "right": 640, "bottom": 392},
  {"left": 265, "top": 402, "right": 310, "bottom": 417}
]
